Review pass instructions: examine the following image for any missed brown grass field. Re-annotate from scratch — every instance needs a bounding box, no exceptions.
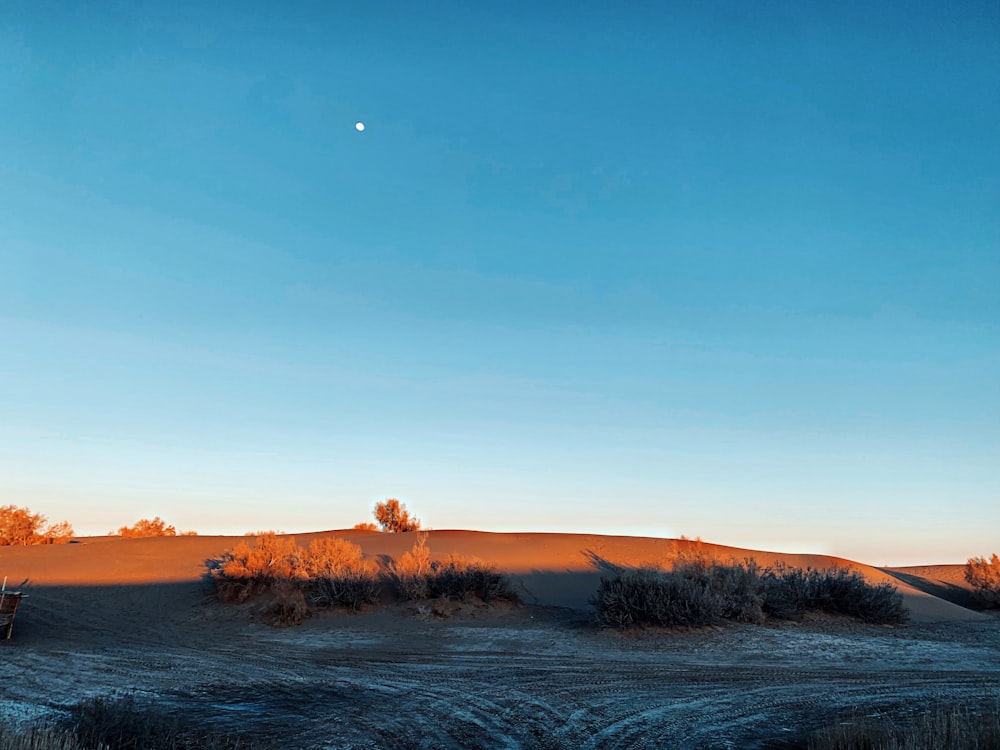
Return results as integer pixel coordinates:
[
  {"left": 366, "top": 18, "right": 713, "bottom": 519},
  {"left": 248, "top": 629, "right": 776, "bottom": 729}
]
[{"left": 1, "top": 531, "right": 997, "bottom": 748}]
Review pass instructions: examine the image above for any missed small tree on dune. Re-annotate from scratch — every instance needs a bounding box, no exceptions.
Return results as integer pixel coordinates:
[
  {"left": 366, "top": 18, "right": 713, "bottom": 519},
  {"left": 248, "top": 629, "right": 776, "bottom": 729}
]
[
  {"left": 112, "top": 517, "right": 180, "bottom": 538},
  {"left": 965, "top": 553, "right": 1000, "bottom": 608},
  {"left": 373, "top": 498, "right": 421, "bottom": 533},
  {"left": 0, "top": 504, "right": 74, "bottom": 546}
]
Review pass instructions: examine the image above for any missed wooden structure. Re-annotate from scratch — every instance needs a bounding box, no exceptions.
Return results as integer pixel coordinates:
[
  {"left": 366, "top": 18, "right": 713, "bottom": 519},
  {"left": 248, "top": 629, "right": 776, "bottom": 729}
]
[{"left": 0, "top": 579, "right": 26, "bottom": 640}]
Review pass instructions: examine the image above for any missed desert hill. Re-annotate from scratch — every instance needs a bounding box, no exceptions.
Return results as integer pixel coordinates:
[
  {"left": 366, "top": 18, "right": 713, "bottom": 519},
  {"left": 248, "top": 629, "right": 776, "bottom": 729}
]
[{"left": 0, "top": 530, "right": 985, "bottom": 625}]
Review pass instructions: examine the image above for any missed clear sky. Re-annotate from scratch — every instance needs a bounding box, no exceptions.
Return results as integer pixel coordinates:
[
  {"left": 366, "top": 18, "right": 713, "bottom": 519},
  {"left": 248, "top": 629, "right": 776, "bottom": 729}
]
[{"left": 2, "top": 1, "right": 997, "bottom": 565}]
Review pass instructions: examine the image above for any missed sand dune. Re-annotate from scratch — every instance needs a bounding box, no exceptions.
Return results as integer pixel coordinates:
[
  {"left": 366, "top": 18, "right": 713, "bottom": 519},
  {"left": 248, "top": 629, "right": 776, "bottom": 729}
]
[
  {"left": 1, "top": 531, "right": 995, "bottom": 748},
  {"left": 0, "top": 530, "right": 984, "bottom": 622}
]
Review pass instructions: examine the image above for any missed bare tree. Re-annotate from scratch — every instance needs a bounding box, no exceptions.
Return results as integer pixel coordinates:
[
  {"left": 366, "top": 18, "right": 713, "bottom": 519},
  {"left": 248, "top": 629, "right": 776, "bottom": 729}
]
[{"left": 372, "top": 498, "right": 421, "bottom": 533}]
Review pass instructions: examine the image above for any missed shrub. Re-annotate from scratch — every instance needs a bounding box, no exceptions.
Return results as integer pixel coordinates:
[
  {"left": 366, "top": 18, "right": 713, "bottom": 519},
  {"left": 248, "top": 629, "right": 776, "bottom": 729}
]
[
  {"left": 426, "top": 554, "right": 518, "bottom": 603},
  {"left": 258, "top": 580, "right": 309, "bottom": 627},
  {"left": 0, "top": 504, "right": 74, "bottom": 546},
  {"left": 112, "top": 517, "right": 179, "bottom": 538},
  {"left": 212, "top": 533, "right": 306, "bottom": 603},
  {"left": 758, "top": 563, "right": 815, "bottom": 620},
  {"left": 213, "top": 533, "right": 515, "bottom": 623},
  {"left": 352, "top": 522, "right": 380, "bottom": 531},
  {"left": 373, "top": 498, "right": 421, "bottom": 533},
  {"left": 593, "top": 562, "right": 764, "bottom": 629},
  {"left": 760, "top": 565, "right": 908, "bottom": 624},
  {"left": 965, "top": 553, "right": 1000, "bottom": 608},
  {"left": 593, "top": 560, "right": 907, "bottom": 629},
  {"left": 391, "top": 533, "right": 432, "bottom": 600},
  {"left": 391, "top": 536, "right": 518, "bottom": 604},
  {"left": 302, "top": 537, "right": 380, "bottom": 611},
  {"left": 212, "top": 534, "right": 379, "bottom": 613},
  {"left": 685, "top": 557, "right": 765, "bottom": 623}
]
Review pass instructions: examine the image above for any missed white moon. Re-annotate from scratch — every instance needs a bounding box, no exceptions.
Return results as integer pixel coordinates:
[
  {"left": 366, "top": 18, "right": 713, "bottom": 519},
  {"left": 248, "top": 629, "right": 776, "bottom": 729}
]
[{"left": 355, "top": 122, "right": 365, "bottom": 132}]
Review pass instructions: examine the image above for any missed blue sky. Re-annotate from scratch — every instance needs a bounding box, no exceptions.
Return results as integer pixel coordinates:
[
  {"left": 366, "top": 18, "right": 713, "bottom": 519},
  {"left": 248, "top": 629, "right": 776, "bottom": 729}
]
[{"left": 2, "top": 1, "right": 997, "bottom": 564}]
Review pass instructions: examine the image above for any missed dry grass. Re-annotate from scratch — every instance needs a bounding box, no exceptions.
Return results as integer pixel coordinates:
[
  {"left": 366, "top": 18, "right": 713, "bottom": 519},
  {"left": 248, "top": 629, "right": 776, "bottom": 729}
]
[
  {"left": 807, "top": 699, "right": 1000, "bottom": 749},
  {"left": 66, "top": 695, "right": 266, "bottom": 750},
  {"left": 0, "top": 695, "right": 270, "bottom": 750},
  {"left": 0, "top": 725, "right": 95, "bottom": 750}
]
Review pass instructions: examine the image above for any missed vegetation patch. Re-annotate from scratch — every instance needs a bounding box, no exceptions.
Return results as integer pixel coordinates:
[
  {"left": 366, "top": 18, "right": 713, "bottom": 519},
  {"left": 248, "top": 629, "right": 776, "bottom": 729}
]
[
  {"left": 390, "top": 535, "right": 519, "bottom": 604},
  {"left": 965, "top": 553, "right": 1000, "bottom": 608},
  {"left": 352, "top": 498, "right": 422, "bottom": 533},
  {"left": 0, "top": 504, "right": 73, "bottom": 546},
  {"left": 760, "top": 563, "right": 909, "bottom": 623},
  {"left": 212, "top": 533, "right": 380, "bottom": 624},
  {"left": 593, "top": 558, "right": 908, "bottom": 629},
  {"left": 805, "top": 699, "right": 1000, "bottom": 750},
  {"left": 0, "top": 696, "right": 267, "bottom": 750},
  {"left": 66, "top": 695, "right": 264, "bottom": 750},
  {"left": 111, "top": 517, "right": 196, "bottom": 537},
  {"left": 210, "top": 532, "right": 516, "bottom": 625}
]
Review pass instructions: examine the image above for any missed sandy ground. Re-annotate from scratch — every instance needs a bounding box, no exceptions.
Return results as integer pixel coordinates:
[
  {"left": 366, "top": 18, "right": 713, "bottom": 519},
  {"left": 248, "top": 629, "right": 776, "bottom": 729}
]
[{"left": 1, "top": 532, "right": 997, "bottom": 749}]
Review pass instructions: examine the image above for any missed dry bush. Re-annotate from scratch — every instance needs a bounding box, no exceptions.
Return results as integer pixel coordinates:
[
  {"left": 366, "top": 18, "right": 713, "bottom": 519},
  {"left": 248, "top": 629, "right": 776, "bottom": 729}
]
[
  {"left": 430, "top": 554, "right": 519, "bottom": 603},
  {"left": 392, "top": 533, "right": 432, "bottom": 600},
  {"left": 593, "top": 564, "right": 757, "bottom": 629},
  {"left": 216, "top": 533, "right": 304, "bottom": 581},
  {"left": 391, "top": 536, "right": 517, "bottom": 604},
  {"left": 112, "top": 517, "right": 178, "bottom": 538},
  {"left": 352, "top": 522, "right": 380, "bottom": 531},
  {"left": 965, "top": 553, "right": 1000, "bottom": 608},
  {"left": 373, "top": 498, "right": 421, "bottom": 533},
  {"left": 594, "top": 561, "right": 907, "bottom": 629},
  {"left": 679, "top": 557, "right": 765, "bottom": 623},
  {"left": 758, "top": 564, "right": 907, "bottom": 624},
  {"left": 807, "top": 699, "right": 1000, "bottom": 750},
  {"left": 257, "top": 580, "right": 309, "bottom": 627},
  {"left": 212, "top": 533, "right": 305, "bottom": 602},
  {"left": 0, "top": 505, "right": 74, "bottom": 546},
  {"left": 212, "top": 534, "right": 379, "bottom": 614},
  {"left": 302, "top": 537, "right": 380, "bottom": 610}
]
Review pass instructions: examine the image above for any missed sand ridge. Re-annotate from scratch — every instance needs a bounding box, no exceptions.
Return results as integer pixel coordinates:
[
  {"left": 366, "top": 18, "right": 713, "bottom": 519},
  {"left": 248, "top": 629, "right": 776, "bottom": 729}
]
[{"left": 0, "top": 530, "right": 985, "bottom": 622}]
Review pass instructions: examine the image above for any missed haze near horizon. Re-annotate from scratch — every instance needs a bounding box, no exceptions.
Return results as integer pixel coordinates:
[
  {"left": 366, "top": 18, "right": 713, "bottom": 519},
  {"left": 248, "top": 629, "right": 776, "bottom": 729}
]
[{"left": 1, "top": 1, "right": 997, "bottom": 566}]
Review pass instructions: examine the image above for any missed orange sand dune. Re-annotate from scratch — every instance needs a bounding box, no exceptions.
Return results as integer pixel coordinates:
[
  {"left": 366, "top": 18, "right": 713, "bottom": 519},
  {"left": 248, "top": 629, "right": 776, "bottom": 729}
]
[
  {"left": 884, "top": 564, "right": 981, "bottom": 612},
  {"left": 0, "top": 531, "right": 985, "bottom": 622}
]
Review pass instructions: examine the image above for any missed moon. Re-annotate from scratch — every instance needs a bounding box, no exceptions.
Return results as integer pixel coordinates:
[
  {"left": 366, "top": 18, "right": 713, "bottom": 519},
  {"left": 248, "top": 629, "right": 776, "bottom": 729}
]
[{"left": 355, "top": 122, "right": 365, "bottom": 132}]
